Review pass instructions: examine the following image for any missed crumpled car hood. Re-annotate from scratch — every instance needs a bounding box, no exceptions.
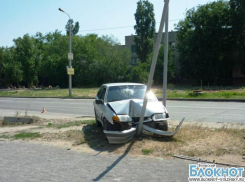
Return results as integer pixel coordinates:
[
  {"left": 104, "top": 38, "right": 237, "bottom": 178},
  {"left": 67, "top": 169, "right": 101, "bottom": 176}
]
[{"left": 108, "top": 99, "right": 165, "bottom": 117}]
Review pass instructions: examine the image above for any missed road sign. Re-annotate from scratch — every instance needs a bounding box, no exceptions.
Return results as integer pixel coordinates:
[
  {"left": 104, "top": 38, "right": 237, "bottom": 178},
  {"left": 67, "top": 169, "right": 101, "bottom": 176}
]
[
  {"left": 67, "top": 68, "right": 74, "bottom": 75},
  {"left": 68, "top": 53, "right": 73, "bottom": 60}
]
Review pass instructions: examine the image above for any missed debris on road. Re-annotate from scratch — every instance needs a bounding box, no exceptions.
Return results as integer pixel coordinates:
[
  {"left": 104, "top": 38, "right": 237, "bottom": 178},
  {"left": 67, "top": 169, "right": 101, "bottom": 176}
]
[{"left": 3, "top": 117, "right": 33, "bottom": 124}]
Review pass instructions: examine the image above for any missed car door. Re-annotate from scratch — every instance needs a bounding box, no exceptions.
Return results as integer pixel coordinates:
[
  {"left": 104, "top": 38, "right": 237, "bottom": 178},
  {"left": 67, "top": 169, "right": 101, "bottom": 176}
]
[{"left": 94, "top": 86, "right": 107, "bottom": 122}]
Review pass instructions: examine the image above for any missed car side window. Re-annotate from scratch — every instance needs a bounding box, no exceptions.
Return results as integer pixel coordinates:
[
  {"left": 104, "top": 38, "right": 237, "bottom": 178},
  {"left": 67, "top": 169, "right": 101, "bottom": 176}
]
[
  {"left": 96, "top": 87, "right": 104, "bottom": 99},
  {"left": 99, "top": 88, "right": 106, "bottom": 101}
]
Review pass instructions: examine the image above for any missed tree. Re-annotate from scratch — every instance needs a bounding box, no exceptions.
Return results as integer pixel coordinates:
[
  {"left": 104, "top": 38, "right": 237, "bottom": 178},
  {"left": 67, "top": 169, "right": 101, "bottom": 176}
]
[
  {"left": 134, "top": 0, "right": 156, "bottom": 63},
  {"left": 4, "top": 62, "right": 23, "bottom": 87},
  {"left": 230, "top": 0, "right": 245, "bottom": 74},
  {"left": 126, "top": 61, "right": 149, "bottom": 84},
  {"left": 65, "top": 19, "right": 80, "bottom": 35},
  {"left": 2, "top": 47, "right": 23, "bottom": 86},
  {"left": 175, "top": 1, "right": 233, "bottom": 85},
  {"left": 0, "top": 47, "right": 4, "bottom": 86},
  {"left": 92, "top": 36, "right": 130, "bottom": 85},
  {"left": 72, "top": 34, "right": 99, "bottom": 86},
  {"left": 154, "top": 44, "right": 175, "bottom": 84},
  {"left": 38, "top": 30, "right": 68, "bottom": 87},
  {"left": 13, "top": 34, "right": 41, "bottom": 87}
]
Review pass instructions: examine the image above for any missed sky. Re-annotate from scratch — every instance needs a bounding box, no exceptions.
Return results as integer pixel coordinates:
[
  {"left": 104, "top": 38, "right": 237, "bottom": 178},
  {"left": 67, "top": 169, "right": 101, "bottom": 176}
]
[{"left": 0, "top": 0, "right": 216, "bottom": 47}]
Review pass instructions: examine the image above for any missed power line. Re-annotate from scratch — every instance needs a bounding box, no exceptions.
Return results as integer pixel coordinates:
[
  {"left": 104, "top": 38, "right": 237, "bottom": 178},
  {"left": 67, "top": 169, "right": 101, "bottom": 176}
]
[{"left": 79, "top": 19, "right": 182, "bottom": 32}]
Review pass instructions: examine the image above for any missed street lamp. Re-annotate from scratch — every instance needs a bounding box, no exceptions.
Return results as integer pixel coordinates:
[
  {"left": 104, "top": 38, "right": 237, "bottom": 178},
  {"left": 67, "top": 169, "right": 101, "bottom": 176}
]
[{"left": 58, "top": 8, "right": 73, "bottom": 97}]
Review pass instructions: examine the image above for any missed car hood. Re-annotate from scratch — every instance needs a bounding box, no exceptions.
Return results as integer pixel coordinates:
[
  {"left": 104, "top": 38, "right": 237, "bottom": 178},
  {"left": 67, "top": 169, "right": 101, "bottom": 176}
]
[{"left": 108, "top": 99, "right": 165, "bottom": 117}]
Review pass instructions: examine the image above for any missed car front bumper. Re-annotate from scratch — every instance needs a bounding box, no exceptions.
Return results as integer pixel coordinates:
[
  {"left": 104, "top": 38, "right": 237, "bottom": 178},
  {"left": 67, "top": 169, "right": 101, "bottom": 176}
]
[
  {"left": 103, "top": 118, "right": 184, "bottom": 144},
  {"left": 143, "top": 118, "right": 185, "bottom": 137},
  {"left": 103, "top": 127, "right": 137, "bottom": 144}
]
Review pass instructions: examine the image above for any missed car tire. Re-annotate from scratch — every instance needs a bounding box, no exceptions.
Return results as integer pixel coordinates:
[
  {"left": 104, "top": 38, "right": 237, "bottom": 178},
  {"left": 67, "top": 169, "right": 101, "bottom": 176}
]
[
  {"left": 102, "top": 118, "right": 116, "bottom": 131},
  {"left": 162, "top": 120, "right": 168, "bottom": 131},
  {"left": 94, "top": 109, "right": 102, "bottom": 127},
  {"left": 102, "top": 118, "right": 108, "bottom": 130}
]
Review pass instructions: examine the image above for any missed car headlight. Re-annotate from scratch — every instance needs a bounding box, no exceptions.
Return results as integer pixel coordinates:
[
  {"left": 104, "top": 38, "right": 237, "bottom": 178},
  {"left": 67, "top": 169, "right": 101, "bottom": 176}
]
[
  {"left": 152, "top": 113, "right": 166, "bottom": 121},
  {"left": 112, "top": 115, "right": 132, "bottom": 122}
]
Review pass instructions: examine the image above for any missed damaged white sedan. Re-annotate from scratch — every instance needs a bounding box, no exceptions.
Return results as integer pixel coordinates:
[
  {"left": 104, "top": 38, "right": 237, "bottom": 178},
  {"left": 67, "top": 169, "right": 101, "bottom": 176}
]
[{"left": 93, "top": 83, "right": 184, "bottom": 144}]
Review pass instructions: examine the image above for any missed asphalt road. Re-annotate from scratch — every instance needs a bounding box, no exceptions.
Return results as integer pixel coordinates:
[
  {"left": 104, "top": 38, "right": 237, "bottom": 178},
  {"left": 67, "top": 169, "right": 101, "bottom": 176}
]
[
  {"left": 0, "top": 98, "right": 245, "bottom": 123},
  {"left": 0, "top": 141, "right": 192, "bottom": 182}
]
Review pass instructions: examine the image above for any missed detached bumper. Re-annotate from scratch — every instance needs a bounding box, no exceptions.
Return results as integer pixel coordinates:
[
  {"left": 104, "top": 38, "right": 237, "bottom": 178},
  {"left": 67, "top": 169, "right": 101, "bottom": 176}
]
[
  {"left": 143, "top": 118, "right": 185, "bottom": 137},
  {"left": 103, "top": 127, "right": 137, "bottom": 144},
  {"left": 103, "top": 118, "right": 185, "bottom": 144}
]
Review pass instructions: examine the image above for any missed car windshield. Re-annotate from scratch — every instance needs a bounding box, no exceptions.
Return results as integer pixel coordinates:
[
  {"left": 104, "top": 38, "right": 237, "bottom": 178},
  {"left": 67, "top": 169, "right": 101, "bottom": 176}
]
[{"left": 107, "top": 85, "right": 157, "bottom": 102}]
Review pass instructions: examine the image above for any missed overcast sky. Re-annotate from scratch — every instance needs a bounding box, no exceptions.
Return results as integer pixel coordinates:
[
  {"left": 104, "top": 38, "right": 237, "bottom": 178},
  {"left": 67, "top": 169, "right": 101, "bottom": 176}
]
[{"left": 0, "top": 0, "right": 217, "bottom": 47}]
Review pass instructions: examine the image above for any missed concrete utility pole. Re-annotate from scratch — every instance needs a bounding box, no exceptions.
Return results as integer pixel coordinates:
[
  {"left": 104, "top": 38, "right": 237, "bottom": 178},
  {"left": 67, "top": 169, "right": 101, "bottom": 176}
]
[
  {"left": 163, "top": 3, "right": 169, "bottom": 107},
  {"left": 59, "top": 8, "right": 73, "bottom": 97},
  {"left": 137, "top": 0, "right": 170, "bottom": 136}
]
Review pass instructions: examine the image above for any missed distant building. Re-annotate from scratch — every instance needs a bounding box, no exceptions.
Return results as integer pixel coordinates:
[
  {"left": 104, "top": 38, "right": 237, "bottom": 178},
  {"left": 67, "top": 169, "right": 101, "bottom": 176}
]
[
  {"left": 122, "top": 31, "right": 244, "bottom": 86},
  {"left": 124, "top": 31, "right": 179, "bottom": 65}
]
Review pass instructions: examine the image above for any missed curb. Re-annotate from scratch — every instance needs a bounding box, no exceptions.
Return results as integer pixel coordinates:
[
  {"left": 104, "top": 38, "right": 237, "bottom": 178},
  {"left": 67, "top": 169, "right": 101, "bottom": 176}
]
[
  {"left": 158, "top": 98, "right": 245, "bottom": 102},
  {"left": 0, "top": 96, "right": 94, "bottom": 99},
  {"left": 0, "top": 96, "right": 245, "bottom": 102}
]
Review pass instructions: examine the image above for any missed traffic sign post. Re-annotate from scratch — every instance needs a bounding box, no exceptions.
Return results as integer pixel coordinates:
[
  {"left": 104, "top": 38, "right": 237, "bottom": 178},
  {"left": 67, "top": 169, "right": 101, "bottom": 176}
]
[
  {"left": 67, "top": 68, "right": 74, "bottom": 75},
  {"left": 68, "top": 53, "right": 73, "bottom": 60}
]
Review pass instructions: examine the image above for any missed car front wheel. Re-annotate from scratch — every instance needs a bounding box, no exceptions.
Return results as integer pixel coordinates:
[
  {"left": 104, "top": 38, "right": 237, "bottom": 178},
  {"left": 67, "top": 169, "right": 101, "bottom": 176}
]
[
  {"left": 102, "top": 118, "right": 108, "bottom": 130},
  {"left": 161, "top": 120, "right": 168, "bottom": 131}
]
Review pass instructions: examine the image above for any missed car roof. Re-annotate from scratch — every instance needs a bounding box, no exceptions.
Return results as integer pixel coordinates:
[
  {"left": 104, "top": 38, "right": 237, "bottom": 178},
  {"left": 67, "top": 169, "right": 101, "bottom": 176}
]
[{"left": 102, "top": 83, "right": 145, "bottom": 87}]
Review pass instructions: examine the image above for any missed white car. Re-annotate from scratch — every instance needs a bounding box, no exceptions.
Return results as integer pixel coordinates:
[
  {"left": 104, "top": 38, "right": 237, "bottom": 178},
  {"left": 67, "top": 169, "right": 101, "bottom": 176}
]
[{"left": 93, "top": 83, "right": 184, "bottom": 144}]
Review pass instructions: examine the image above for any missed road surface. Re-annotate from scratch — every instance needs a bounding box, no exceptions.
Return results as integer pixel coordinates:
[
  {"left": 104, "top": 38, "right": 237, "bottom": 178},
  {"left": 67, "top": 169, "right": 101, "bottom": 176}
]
[
  {"left": 0, "top": 98, "right": 244, "bottom": 123},
  {"left": 0, "top": 141, "right": 192, "bottom": 182}
]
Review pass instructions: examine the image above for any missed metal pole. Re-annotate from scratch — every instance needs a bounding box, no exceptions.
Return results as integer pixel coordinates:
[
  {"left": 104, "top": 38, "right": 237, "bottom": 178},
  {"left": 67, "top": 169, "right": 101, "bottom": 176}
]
[
  {"left": 136, "top": 0, "right": 170, "bottom": 136},
  {"left": 58, "top": 8, "right": 72, "bottom": 97},
  {"left": 163, "top": 5, "right": 169, "bottom": 107},
  {"left": 69, "top": 19, "right": 72, "bottom": 97}
]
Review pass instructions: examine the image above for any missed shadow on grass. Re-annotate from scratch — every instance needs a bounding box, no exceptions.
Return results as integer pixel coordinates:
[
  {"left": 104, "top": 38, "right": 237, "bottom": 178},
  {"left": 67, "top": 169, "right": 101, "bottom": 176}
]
[
  {"left": 82, "top": 123, "right": 177, "bottom": 155},
  {"left": 82, "top": 124, "right": 124, "bottom": 153}
]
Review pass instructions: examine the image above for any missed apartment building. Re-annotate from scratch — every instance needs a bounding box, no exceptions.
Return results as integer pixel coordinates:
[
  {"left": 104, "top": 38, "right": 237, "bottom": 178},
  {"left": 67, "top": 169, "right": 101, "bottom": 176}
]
[{"left": 124, "top": 31, "right": 178, "bottom": 65}]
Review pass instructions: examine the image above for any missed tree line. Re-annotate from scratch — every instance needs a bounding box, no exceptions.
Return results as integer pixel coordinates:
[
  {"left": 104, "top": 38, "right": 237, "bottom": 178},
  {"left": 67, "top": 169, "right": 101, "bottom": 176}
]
[
  {"left": 134, "top": 0, "right": 244, "bottom": 86},
  {"left": 0, "top": 32, "right": 135, "bottom": 88},
  {"left": 175, "top": 0, "right": 245, "bottom": 85},
  {"left": 0, "top": 0, "right": 244, "bottom": 88}
]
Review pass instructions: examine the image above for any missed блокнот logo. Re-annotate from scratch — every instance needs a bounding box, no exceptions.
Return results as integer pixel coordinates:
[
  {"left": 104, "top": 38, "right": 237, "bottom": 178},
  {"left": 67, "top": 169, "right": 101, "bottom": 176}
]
[{"left": 189, "top": 163, "right": 245, "bottom": 182}]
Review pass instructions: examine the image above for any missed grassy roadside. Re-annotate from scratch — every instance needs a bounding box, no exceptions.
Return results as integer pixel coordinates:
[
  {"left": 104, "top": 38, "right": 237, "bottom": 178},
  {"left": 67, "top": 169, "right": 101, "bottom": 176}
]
[
  {"left": 1, "top": 119, "right": 244, "bottom": 161},
  {"left": 0, "top": 86, "right": 245, "bottom": 99},
  {"left": 0, "top": 88, "right": 98, "bottom": 98},
  {"left": 46, "top": 120, "right": 95, "bottom": 129}
]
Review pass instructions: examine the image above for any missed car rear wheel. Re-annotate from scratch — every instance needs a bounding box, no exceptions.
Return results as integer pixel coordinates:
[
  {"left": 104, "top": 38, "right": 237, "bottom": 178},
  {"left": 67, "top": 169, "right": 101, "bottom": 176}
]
[{"left": 94, "top": 109, "right": 102, "bottom": 127}]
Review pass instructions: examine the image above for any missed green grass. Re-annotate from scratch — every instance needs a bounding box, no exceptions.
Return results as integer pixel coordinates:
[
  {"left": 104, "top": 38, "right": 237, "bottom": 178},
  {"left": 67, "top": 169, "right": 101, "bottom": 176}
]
[
  {"left": 0, "top": 135, "right": 11, "bottom": 139},
  {"left": 142, "top": 149, "right": 153, "bottom": 155},
  {"left": 48, "top": 120, "right": 95, "bottom": 129},
  {"left": 14, "top": 132, "right": 42, "bottom": 139},
  {"left": 47, "top": 123, "right": 53, "bottom": 127},
  {"left": 153, "top": 88, "right": 245, "bottom": 99},
  {"left": 0, "top": 88, "right": 99, "bottom": 98},
  {"left": 0, "top": 86, "right": 244, "bottom": 99}
]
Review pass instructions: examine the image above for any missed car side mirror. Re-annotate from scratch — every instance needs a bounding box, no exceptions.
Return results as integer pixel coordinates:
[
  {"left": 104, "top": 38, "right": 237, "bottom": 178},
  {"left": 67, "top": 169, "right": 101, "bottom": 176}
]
[{"left": 95, "top": 99, "right": 103, "bottom": 104}]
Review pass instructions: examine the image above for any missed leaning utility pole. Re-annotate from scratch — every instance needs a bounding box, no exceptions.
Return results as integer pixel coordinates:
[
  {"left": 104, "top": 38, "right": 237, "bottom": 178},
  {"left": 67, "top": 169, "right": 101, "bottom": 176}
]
[
  {"left": 137, "top": 0, "right": 170, "bottom": 136},
  {"left": 163, "top": 3, "right": 169, "bottom": 107}
]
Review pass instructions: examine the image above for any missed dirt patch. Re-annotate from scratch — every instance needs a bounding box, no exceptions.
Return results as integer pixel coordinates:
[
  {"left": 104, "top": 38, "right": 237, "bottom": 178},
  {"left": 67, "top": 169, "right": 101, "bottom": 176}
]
[{"left": 0, "top": 118, "right": 244, "bottom": 165}]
